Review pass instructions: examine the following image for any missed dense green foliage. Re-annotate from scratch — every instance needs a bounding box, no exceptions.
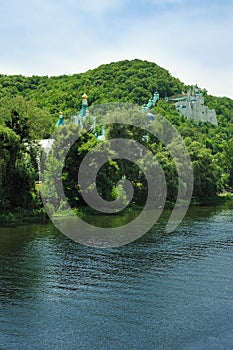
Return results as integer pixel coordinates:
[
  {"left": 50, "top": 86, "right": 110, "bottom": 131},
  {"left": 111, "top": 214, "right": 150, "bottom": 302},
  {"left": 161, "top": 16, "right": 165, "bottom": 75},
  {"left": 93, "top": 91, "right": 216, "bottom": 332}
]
[
  {"left": 0, "top": 59, "right": 233, "bottom": 216},
  {"left": 0, "top": 59, "right": 184, "bottom": 119},
  {"left": 0, "top": 121, "right": 36, "bottom": 211}
]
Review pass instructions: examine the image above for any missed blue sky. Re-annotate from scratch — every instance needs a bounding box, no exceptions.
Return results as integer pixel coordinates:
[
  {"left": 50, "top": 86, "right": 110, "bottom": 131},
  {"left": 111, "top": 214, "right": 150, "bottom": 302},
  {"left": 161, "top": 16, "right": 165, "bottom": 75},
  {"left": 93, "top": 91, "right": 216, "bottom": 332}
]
[{"left": 0, "top": 0, "right": 232, "bottom": 98}]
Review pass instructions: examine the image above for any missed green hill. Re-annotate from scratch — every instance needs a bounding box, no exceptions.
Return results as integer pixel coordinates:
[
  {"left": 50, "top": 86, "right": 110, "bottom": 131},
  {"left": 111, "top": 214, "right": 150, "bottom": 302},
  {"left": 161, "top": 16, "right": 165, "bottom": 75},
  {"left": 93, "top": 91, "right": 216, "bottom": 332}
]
[
  {"left": 0, "top": 59, "right": 185, "bottom": 117},
  {"left": 0, "top": 58, "right": 232, "bottom": 130},
  {"left": 0, "top": 59, "right": 233, "bottom": 215}
]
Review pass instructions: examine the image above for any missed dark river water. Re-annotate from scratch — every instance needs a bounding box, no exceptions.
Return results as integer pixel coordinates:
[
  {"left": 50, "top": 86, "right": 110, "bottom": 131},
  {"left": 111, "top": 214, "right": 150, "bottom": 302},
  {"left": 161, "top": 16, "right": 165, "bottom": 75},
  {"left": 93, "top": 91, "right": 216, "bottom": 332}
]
[{"left": 1, "top": 204, "right": 233, "bottom": 349}]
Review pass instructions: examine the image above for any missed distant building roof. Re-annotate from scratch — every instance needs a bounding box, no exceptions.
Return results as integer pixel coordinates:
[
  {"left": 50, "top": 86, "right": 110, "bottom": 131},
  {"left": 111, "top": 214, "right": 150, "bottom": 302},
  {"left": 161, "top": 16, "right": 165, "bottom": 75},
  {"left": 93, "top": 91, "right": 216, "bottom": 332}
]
[{"left": 168, "top": 93, "right": 187, "bottom": 101}]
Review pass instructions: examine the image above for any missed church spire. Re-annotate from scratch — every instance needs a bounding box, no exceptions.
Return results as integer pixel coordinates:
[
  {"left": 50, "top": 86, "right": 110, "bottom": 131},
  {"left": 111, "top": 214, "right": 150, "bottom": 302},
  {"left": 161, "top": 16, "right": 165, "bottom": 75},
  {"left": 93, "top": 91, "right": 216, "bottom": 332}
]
[{"left": 79, "top": 92, "right": 89, "bottom": 117}]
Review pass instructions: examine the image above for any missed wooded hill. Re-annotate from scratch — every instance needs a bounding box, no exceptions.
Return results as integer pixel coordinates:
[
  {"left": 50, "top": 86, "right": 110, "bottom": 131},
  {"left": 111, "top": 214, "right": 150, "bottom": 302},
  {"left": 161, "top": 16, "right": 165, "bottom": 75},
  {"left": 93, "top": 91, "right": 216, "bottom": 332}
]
[
  {"left": 0, "top": 59, "right": 233, "bottom": 214},
  {"left": 0, "top": 59, "right": 184, "bottom": 131}
]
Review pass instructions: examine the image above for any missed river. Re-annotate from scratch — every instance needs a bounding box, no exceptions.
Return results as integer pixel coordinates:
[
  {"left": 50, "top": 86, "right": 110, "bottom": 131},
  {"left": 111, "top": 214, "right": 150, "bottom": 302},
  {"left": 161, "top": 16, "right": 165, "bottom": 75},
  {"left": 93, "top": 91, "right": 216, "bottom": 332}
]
[{"left": 0, "top": 204, "right": 233, "bottom": 349}]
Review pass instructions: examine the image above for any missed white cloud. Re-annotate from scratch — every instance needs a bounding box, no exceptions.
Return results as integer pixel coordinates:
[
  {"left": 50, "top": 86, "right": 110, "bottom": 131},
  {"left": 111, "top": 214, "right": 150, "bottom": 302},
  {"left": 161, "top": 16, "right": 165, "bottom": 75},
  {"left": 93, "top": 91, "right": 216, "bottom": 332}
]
[
  {"left": 145, "top": 0, "right": 184, "bottom": 4},
  {"left": 66, "top": 0, "right": 124, "bottom": 15}
]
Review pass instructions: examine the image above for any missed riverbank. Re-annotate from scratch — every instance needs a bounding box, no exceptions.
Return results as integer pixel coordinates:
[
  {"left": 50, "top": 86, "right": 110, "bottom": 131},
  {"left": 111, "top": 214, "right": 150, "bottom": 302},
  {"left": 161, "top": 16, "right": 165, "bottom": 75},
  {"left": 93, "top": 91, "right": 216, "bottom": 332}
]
[
  {"left": 0, "top": 193, "right": 232, "bottom": 226},
  {"left": 0, "top": 209, "right": 47, "bottom": 226}
]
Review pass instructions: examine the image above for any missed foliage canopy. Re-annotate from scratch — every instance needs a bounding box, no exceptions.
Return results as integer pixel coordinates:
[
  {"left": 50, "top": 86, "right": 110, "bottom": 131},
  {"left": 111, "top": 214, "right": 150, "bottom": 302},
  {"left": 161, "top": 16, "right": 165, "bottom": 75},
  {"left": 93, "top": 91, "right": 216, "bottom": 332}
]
[{"left": 0, "top": 59, "right": 233, "bottom": 213}]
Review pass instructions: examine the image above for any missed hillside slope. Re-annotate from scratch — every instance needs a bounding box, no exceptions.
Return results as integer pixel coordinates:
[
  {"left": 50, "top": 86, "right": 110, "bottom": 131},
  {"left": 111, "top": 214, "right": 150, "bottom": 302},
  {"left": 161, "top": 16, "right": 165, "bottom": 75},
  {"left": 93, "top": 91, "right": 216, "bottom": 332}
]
[
  {"left": 0, "top": 59, "right": 185, "bottom": 116},
  {"left": 0, "top": 59, "right": 233, "bottom": 212}
]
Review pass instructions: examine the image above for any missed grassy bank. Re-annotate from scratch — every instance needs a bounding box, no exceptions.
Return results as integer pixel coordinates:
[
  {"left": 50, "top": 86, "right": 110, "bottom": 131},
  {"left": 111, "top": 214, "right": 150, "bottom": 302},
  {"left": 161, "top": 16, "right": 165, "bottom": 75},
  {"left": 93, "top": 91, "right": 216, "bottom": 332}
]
[
  {"left": 0, "top": 193, "right": 232, "bottom": 226},
  {"left": 0, "top": 208, "right": 47, "bottom": 226}
]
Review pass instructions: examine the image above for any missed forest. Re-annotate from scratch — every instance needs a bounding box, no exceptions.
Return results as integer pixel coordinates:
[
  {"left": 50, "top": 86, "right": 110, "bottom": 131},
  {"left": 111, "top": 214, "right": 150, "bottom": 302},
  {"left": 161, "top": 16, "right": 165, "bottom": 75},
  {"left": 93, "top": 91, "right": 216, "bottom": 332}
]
[{"left": 0, "top": 59, "right": 233, "bottom": 220}]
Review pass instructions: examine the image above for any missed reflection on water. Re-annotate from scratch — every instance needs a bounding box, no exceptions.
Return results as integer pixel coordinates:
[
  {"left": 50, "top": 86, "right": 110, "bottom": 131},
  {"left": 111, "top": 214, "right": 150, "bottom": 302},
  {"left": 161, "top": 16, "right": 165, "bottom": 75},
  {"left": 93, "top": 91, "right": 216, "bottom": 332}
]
[{"left": 0, "top": 204, "right": 233, "bottom": 349}]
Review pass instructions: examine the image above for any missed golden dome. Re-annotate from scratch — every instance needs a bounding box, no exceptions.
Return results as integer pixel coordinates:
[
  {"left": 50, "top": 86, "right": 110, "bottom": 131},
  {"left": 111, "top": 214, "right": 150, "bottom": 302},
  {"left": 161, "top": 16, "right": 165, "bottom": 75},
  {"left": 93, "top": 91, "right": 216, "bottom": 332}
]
[{"left": 82, "top": 93, "right": 88, "bottom": 99}]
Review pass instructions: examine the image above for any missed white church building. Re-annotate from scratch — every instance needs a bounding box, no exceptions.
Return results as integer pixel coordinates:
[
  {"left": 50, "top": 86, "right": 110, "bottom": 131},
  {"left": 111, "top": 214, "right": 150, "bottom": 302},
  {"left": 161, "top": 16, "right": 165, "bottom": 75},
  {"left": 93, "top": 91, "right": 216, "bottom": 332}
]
[{"left": 172, "top": 85, "right": 218, "bottom": 126}]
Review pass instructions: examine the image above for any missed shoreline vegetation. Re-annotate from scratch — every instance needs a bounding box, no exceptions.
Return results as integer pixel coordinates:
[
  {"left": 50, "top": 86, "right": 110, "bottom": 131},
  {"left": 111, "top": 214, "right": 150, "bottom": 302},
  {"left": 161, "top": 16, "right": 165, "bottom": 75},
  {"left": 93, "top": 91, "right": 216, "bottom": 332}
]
[
  {"left": 0, "top": 59, "right": 233, "bottom": 226},
  {"left": 1, "top": 193, "right": 232, "bottom": 226}
]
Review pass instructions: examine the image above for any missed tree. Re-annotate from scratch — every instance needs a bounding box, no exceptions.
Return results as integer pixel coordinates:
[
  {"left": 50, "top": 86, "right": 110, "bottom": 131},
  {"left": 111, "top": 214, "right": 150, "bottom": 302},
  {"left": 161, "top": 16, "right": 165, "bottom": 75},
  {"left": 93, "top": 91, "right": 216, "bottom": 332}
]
[
  {"left": 0, "top": 125, "right": 36, "bottom": 210},
  {"left": 0, "top": 95, "right": 53, "bottom": 140},
  {"left": 222, "top": 138, "right": 233, "bottom": 189},
  {"left": 188, "top": 141, "right": 222, "bottom": 199}
]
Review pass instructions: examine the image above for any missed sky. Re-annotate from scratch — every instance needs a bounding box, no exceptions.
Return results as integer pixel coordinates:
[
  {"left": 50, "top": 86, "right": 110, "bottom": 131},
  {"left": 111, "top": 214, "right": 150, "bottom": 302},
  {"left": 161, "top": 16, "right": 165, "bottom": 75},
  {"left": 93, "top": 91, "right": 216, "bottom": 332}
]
[{"left": 0, "top": 0, "right": 232, "bottom": 98}]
